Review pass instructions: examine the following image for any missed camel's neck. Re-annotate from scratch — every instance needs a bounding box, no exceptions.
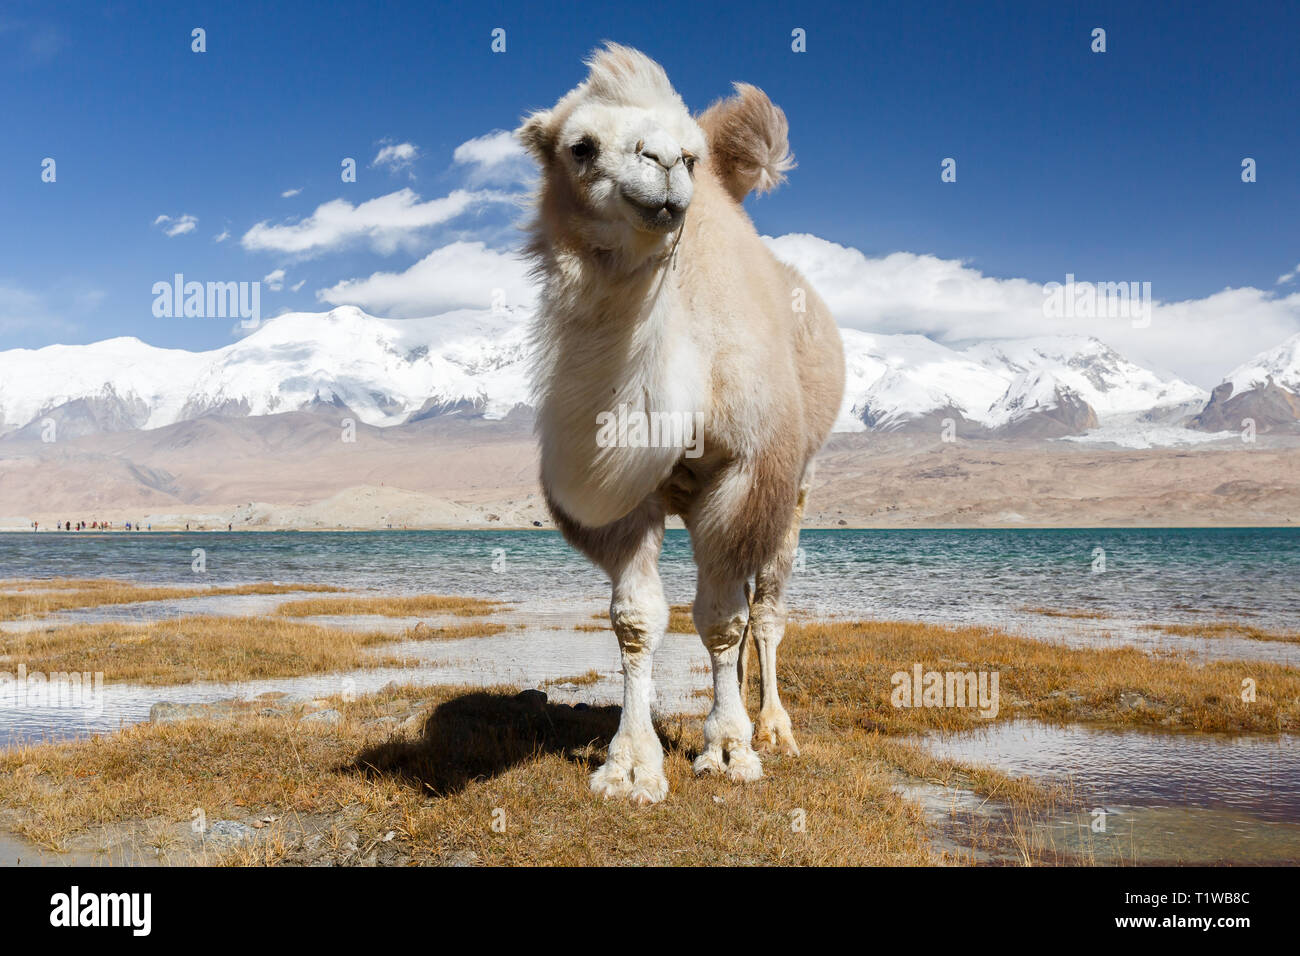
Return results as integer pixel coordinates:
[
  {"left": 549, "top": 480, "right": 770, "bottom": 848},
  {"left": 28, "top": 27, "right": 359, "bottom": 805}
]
[{"left": 537, "top": 238, "right": 680, "bottom": 343}]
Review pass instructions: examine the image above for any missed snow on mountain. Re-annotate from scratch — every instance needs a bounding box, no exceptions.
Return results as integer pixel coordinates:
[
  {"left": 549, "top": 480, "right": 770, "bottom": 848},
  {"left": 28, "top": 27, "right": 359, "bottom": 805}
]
[
  {"left": 1187, "top": 332, "right": 1300, "bottom": 433},
  {"left": 837, "top": 330, "right": 1007, "bottom": 431},
  {"left": 0, "top": 337, "right": 209, "bottom": 434},
  {"left": 1222, "top": 332, "right": 1300, "bottom": 395},
  {"left": 0, "top": 306, "right": 531, "bottom": 437},
  {"left": 0, "top": 306, "right": 1209, "bottom": 441},
  {"left": 967, "top": 337, "right": 1205, "bottom": 422},
  {"left": 836, "top": 331, "right": 1204, "bottom": 434}
]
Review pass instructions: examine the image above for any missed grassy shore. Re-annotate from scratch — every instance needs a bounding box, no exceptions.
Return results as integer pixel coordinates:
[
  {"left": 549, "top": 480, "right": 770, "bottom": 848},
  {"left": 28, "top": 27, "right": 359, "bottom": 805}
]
[
  {"left": 782, "top": 619, "right": 1298, "bottom": 734},
  {"left": 274, "top": 594, "right": 503, "bottom": 618},
  {"left": 0, "top": 590, "right": 1296, "bottom": 864},
  {"left": 0, "top": 579, "right": 341, "bottom": 621},
  {"left": 0, "top": 615, "right": 508, "bottom": 686},
  {"left": 1141, "top": 621, "right": 1300, "bottom": 644},
  {"left": 0, "top": 680, "right": 943, "bottom": 864}
]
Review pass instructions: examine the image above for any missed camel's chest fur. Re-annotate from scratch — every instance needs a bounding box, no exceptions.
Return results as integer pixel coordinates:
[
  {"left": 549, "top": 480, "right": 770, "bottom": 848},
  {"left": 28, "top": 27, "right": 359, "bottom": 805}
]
[{"left": 536, "top": 275, "right": 708, "bottom": 529}]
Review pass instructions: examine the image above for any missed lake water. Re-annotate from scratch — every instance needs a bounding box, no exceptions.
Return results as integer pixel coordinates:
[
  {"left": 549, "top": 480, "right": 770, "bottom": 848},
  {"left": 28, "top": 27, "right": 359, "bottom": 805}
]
[{"left": 3, "top": 527, "right": 1298, "bottom": 634}]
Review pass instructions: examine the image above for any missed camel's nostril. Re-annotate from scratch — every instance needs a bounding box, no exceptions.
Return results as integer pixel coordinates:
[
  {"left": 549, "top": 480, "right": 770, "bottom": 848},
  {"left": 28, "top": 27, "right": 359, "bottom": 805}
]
[{"left": 638, "top": 146, "right": 678, "bottom": 170}]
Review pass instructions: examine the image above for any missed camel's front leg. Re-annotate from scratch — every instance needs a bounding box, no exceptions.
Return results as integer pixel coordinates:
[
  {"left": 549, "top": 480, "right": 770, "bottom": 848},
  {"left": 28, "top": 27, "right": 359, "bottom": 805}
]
[
  {"left": 588, "top": 521, "right": 670, "bottom": 806},
  {"left": 692, "top": 571, "right": 762, "bottom": 783}
]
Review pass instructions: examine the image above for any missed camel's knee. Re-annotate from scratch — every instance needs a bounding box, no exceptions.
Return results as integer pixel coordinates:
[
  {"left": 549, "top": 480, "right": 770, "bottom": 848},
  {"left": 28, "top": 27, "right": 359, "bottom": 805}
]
[
  {"left": 750, "top": 592, "right": 787, "bottom": 647},
  {"left": 694, "top": 605, "right": 746, "bottom": 655},
  {"left": 610, "top": 593, "right": 667, "bottom": 655}
]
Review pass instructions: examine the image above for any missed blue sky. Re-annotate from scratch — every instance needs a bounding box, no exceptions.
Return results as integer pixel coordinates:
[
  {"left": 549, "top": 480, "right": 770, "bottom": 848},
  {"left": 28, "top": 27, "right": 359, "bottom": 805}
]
[{"left": 2, "top": 0, "right": 1297, "bottom": 384}]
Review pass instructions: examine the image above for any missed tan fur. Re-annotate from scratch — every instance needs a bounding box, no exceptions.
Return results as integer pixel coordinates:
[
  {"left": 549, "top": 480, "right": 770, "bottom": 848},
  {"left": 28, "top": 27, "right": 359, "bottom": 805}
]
[
  {"left": 519, "top": 44, "right": 844, "bottom": 803},
  {"left": 697, "top": 83, "right": 796, "bottom": 203}
]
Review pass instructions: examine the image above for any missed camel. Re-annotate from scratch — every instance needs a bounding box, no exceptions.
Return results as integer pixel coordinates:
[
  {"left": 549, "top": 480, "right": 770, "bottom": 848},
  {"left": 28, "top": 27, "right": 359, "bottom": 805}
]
[{"left": 518, "top": 44, "right": 845, "bottom": 805}]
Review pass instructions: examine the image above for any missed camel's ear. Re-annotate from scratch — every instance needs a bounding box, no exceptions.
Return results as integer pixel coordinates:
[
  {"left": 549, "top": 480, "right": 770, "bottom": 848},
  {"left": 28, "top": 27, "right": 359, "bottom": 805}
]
[{"left": 517, "top": 110, "right": 556, "bottom": 163}]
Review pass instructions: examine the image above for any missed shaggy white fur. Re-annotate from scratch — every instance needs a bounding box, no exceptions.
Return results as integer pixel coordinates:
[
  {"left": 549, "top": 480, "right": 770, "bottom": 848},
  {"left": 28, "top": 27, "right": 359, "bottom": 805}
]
[{"left": 520, "top": 44, "right": 844, "bottom": 804}]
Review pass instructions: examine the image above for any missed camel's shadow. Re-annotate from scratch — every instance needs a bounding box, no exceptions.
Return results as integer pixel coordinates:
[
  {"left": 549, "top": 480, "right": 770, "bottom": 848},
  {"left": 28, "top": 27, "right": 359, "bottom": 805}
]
[{"left": 347, "top": 691, "right": 692, "bottom": 797}]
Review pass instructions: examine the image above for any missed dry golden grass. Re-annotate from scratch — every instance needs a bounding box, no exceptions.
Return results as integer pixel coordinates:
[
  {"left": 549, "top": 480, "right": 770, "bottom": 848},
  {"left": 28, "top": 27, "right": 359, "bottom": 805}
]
[
  {"left": 592, "top": 604, "right": 694, "bottom": 633},
  {"left": 276, "top": 594, "right": 502, "bottom": 618},
  {"left": 0, "top": 682, "right": 934, "bottom": 865},
  {"left": 1141, "top": 621, "right": 1300, "bottom": 644},
  {"left": 782, "top": 619, "right": 1299, "bottom": 734},
  {"left": 0, "top": 616, "right": 506, "bottom": 686},
  {"left": 0, "top": 579, "right": 341, "bottom": 621},
  {"left": 668, "top": 604, "right": 694, "bottom": 634},
  {"left": 543, "top": 669, "right": 603, "bottom": 688}
]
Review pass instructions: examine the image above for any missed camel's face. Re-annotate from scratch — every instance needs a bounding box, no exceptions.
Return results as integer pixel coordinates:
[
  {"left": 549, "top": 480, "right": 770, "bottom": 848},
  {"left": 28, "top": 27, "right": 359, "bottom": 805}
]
[
  {"left": 518, "top": 46, "right": 708, "bottom": 254},
  {"left": 555, "top": 102, "right": 703, "bottom": 236}
]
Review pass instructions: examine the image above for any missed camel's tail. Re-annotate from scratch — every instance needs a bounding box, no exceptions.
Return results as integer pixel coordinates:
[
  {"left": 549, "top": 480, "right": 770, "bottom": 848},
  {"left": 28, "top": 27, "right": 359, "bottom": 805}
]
[
  {"left": 738, "top": 580, "right": 755, "bottom": 698},
  {"left": 697, "top": 83, "right": 795, "bottom": 203}
]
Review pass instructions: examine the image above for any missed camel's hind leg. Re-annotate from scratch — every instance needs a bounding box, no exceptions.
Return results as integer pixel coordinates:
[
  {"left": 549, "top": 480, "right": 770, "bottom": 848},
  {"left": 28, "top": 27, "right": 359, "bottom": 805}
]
[{"left": 750, "top": 478, "right": 809, "bottom": 755}]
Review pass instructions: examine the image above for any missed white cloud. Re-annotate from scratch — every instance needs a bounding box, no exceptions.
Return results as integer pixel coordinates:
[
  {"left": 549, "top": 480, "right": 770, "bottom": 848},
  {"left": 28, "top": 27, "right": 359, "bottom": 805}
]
[
  {"left": 263, "top": 269, "right": 286, "bottom": 292},
  {"left": 371, "top": 141, "right": 420, "bottom": 174},
  {"left": 214, "top": 229, "right": 230, "bottom": 243},
  {"left": 766, "top": 233, "right": 1300, "bottom": 388},
  {"left": 291, "top": 279, "right": 306, "bottom": 293},
  {"left": 316, "top": 241, "right": 534, "bottom": 317},
  {"left": 239, "top": 187, "right": 516, "bottom": 258},
  {"left": 281, "top": 188, "right": 302, "bottom": 198},
  {"left": 452, "top": 130, "right": 531, "bottom": 185},
  {"left": 152, "top": 214, "right": 198, "bottom": 237},
  {"left": 1277, "top": 263, "right": 1299, "bottom": 285}
]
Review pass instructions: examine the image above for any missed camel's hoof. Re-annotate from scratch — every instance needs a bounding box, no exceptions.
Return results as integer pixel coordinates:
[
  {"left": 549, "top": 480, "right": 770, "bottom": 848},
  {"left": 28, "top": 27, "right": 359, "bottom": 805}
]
[
  {"left": 693, "top": 746, "right": 763, "bottom": 782},
  {"left": 590, "top": 761, "right": 668, "bottom": 806},
  {"left": 724, "top": 746, "right": 763, "bottom": 783},
  {"left": 755, "top": 712, "right": 801, "bottom": 756},
  {"left": 693, "top": 749, "right": 726, "bottom": 776}
]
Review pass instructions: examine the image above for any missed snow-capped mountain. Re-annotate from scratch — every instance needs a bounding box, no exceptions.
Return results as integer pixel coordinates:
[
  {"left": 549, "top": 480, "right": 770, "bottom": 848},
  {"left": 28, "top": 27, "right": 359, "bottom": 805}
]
[
  {"left": 0, "top": 305, "right": 1211, "bottom": 441},
  {"left": 837, "top": 331, "right": 1204, "bottom": 436},
  {"left": 1190, "top": 332, "right": 1300, "bottom": 433},
  {"left": 0, "top": 307, "right": 530, "bottom": 438},
  {"left": 1221, "top": 332, "right": 1300, "bottom": 395}
]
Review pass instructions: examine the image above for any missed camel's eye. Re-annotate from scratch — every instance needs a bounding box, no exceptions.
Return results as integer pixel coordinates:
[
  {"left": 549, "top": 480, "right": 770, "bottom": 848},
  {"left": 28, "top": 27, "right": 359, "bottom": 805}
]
[
  {"left": 683, "top": 151, "right": 697, "bottom": 174},
  {"left": 570, "top": 139, "right": 596, "bottom": 162}
]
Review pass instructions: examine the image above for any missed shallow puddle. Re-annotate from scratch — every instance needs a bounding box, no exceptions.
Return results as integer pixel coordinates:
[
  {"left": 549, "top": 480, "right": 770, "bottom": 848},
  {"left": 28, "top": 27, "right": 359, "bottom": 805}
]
[{"left": 913, "top": 719, "right": 1300, "bottom": 863}]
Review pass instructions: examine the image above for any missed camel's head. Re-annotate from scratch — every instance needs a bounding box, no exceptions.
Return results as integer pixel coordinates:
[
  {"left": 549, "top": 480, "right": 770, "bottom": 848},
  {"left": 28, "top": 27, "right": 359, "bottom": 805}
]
[{"left": 518, "top": 44, "right": 707, "bottom": 258}]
